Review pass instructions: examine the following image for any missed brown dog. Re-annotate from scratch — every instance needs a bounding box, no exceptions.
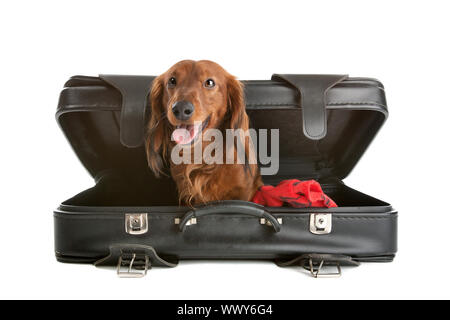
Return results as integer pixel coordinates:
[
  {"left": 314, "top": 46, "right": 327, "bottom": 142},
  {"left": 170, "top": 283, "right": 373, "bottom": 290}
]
[{"left": 145, "top": 60, "right": 262, "bottom": 205}]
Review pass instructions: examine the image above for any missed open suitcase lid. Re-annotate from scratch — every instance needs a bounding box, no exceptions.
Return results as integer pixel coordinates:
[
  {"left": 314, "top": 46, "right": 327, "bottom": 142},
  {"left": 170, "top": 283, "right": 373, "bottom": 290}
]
[{"left": 56, "top": 74, "right": 387, "bottom": 182}]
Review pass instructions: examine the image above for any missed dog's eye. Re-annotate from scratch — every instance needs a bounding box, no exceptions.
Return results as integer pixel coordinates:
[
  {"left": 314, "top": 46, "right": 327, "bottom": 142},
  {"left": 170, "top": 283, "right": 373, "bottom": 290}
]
[
  {"left": 204, "top": 78, "right": 215, "bottom": 88},
  {"left": 168, "top": 77, "right": 177, "bottom": 88}
]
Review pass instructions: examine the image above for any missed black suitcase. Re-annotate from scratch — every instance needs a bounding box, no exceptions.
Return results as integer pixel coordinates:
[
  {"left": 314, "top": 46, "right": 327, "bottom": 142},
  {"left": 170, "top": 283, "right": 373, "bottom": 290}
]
[{"left": 54, "top": 74, "right": 397, "bottom": 277}]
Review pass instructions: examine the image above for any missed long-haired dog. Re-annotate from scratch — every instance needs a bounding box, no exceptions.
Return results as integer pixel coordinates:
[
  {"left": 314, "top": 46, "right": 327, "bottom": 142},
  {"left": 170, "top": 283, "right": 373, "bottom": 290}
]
[{"left": 145, "top": 60, "right": 262, "bottom": 205}]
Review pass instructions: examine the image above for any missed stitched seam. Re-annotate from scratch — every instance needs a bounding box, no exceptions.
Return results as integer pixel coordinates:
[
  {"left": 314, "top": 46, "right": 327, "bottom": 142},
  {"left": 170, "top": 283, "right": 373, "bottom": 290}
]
[
  {"left": 55, "top": 215, "right": 396, "bottom": 221},
  {"left": 59, "top": 102, "right": 385, "bottom": 112},
  {"left": 247, "top": 103, "right": 297, "bottom": 107},
  {"left": 333, "top": 217, "right": 396, "bottom": 220},
  {"left": 246, "top": 101, "right": 385, "bottom": 108},
  {"left": 281, "top": 216, "right": 394, "bottom": 220},
  {"left": 327, "top": 101, "right": 386, "bottom": 107}
]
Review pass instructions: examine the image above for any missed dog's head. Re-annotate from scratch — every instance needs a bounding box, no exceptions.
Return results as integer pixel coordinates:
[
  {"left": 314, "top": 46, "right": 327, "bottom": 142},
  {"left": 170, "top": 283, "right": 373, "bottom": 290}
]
[{"left": 146, "top": 60, "right": 247, "bottom": 176}]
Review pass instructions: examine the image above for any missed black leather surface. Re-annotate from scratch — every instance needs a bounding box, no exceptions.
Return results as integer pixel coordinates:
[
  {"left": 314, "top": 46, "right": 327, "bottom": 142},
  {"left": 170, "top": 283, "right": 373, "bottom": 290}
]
[
  {"left": 99, "top": 75, "right": 155, "bottom": 148},
  {"left": 179, "top": 201, "right": 281, "bottom": 232},
  {"left": 95, "top": 244, "right": 178, "bottom": 267},
  {"left": 275, "top": 253, "right": 361, "bottom": 267},
  {"left": 54, "top": 74, "right": 397, "bottom": 266},
  {"left": 54, "top": 200, "right": 397, "bottom": 263},
  {"left": 271, "top": 74, "right": 348, "bottom": 139},
  {"left": 56, "top": 75, "right": 387, "bottom": 180}
]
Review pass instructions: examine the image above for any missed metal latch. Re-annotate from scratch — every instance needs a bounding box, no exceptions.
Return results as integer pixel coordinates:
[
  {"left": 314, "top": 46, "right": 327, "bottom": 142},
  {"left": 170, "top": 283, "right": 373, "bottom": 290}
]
[
  {"left": 125, "top": 213, "right": 148, "bottom": 235},
  {"left": 304, "top": 257, "right": 341, "bottom": 278},
  {"left": 117, "top": 253, "right": 149, "bottom": 278},
  {"left": 275, "top": 253, "right": 359, "bottom": 278},
  {"left": 310, "top": 213, "right": 332, "bottom": 235}
]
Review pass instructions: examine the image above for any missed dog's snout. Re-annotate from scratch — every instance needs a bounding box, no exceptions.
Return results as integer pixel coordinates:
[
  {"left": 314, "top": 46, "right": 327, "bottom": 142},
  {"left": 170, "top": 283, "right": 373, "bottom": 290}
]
[{"left": 172, "top": 101, "right": 194, "bottom": 120}]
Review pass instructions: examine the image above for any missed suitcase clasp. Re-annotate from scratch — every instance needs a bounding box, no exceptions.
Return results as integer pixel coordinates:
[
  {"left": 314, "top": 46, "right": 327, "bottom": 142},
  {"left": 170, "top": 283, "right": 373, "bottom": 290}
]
[
  {"left": 95, "top": 245, "right": 178, "bottom": 278},
  {"left": 117, "top": 253, "right": 149, "bottom": 278},
  {"left": 125, "top": 213, "right": 148, "bottom": 235},
  {"left": 310, "top": 213, "right": 332, "bottom": 235},
  {"left": 275, "top": 254, "right": 359, "bottom": 278},
  {"left": 305, "top": 257, "right": 341, "bottom": 278}
]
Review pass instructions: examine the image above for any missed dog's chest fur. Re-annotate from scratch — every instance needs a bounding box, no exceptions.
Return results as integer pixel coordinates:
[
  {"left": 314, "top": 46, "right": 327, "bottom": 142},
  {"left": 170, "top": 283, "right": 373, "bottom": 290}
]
[{"left": 170, "top": 160, "right": 261, "bottom": 205}]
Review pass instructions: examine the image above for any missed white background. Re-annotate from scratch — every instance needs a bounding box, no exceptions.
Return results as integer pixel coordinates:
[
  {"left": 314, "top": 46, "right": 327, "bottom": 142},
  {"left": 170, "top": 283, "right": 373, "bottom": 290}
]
[{"left": 1, "top": 0, "right": 449, "bottom": 300}]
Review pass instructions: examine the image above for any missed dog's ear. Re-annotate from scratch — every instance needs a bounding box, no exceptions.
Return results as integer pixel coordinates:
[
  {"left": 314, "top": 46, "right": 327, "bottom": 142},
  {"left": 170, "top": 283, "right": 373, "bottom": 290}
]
[
  {"left": 225, "top": 75, "right": 258, "bottom": 171},
  {"left": 226, "top": 76, "right": 248, "bottom": 131},
  {"left": 145, "top": 75, "right": 169, "bottom": 177}
]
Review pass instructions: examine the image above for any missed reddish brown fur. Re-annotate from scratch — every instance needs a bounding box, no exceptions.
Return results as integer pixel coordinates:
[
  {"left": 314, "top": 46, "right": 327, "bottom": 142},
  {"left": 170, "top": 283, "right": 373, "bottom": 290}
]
[{"left": 145, "top": 60, "right": 262, "bottom": 206}]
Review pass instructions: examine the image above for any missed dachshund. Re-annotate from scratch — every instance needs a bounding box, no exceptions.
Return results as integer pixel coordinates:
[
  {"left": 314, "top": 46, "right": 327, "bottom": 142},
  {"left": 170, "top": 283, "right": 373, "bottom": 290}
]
[{"left": 145, "top": 60, "right": 262, "bottom": 206}]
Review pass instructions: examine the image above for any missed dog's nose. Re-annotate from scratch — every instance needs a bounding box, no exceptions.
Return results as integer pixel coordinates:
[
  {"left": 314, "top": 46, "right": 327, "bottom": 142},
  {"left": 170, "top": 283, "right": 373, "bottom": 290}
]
[{"left": 172, "top": 101, "right": 194, "bottom": 120}]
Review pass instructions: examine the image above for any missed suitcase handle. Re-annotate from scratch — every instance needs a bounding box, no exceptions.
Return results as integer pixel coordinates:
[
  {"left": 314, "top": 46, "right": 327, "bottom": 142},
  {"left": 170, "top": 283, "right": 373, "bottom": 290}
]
[{"left": 178, "top": 200, "right": 281, "bottom": 232}]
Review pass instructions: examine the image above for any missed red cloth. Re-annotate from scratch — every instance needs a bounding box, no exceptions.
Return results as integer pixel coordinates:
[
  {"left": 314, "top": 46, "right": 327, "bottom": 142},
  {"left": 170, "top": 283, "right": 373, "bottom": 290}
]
[{"left": 252, "top": 179, "right": 337, "bottom": 208}]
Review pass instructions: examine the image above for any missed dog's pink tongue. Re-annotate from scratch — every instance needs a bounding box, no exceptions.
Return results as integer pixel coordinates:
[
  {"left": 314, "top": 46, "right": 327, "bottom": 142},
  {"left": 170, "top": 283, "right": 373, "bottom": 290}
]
[
  {"left": 172, "top": 126, "right": 191, "bottom": 144},
  {"left": 172, "top": 124, "right": 201, "bottom": 145}
]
